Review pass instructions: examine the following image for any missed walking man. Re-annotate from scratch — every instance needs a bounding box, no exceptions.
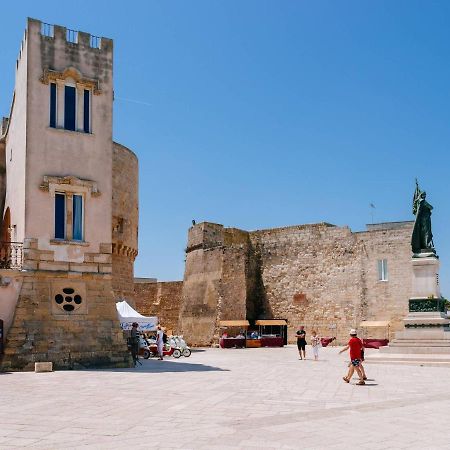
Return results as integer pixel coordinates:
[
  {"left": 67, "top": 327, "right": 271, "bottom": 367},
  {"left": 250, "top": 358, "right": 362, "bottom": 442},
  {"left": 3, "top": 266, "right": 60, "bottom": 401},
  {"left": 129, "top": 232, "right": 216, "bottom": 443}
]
[
  {"left": 339, "top": 329, "right": 365, "bottom": 385},
  {"left": 296, "top": 326, "right": 307, "bottom": 360}
]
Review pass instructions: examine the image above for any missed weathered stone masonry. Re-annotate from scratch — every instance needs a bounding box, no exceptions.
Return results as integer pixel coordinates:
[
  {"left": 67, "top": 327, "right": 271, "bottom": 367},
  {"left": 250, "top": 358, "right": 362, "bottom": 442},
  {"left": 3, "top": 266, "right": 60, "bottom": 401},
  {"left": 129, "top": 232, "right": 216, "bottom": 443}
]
[
  {"left": 179, "top": 221, "right": 413, "bottom": 346},
  {"left": 112, "top": 142, "right": 139, "bottom": 305},
  {"left": 134, "top": 279, "right": 183, "bottom": 333}
]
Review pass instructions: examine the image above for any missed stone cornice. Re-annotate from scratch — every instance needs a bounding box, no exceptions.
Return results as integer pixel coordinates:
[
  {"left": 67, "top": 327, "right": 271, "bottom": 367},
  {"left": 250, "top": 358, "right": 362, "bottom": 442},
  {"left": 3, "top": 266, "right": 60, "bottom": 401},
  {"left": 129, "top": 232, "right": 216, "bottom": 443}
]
[
  {"left": 39, "top": 175, "right": 101, "bottom": 197},
  {"left": 112, "top": 243, "right": 138, "bottom": 260},
  {"left": 40, "top": 67, "right": 101, "bottom": 94}
]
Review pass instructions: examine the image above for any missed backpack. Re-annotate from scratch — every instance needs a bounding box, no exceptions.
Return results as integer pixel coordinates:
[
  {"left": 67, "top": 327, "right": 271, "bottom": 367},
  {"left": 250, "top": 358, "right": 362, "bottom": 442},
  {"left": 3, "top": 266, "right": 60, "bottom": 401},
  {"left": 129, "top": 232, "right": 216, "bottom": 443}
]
[{"left": 163, "top": 332, "right": 168, "bottom": 344}]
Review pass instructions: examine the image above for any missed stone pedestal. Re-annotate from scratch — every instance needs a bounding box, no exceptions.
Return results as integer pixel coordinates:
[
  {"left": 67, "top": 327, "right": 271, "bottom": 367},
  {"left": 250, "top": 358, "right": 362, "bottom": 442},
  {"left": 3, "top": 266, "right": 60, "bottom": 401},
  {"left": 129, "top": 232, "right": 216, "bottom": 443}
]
[
  {"left": 367, "top": 255, "right": 450, "bottom": 366},
  {"left": 411, "top": 256, "right": 440, "bottom": 298}
]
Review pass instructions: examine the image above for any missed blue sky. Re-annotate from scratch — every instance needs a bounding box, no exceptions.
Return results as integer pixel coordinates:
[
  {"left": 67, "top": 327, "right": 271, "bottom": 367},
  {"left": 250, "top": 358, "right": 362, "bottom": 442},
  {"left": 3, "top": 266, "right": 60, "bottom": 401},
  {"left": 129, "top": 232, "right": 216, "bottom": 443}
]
[{"left": 1, "top": 1, "right": 450, "bottom": 294}]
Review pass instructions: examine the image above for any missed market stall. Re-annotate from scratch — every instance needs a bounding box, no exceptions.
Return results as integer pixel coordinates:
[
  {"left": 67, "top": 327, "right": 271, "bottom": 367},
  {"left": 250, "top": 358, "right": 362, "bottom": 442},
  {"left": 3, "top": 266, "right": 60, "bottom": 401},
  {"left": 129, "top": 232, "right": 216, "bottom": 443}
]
[
  {"left": 255, "top": 319, "right": 287, "bottom": 347},
  {"left": 219, "top": 320, "right": 249, "bottom": 348},
  {"left": 116, "top": 300, "right": 158, "bottom": 331},
  {"left": 360, "top": 320, "right": 390, "bottom": 348}
]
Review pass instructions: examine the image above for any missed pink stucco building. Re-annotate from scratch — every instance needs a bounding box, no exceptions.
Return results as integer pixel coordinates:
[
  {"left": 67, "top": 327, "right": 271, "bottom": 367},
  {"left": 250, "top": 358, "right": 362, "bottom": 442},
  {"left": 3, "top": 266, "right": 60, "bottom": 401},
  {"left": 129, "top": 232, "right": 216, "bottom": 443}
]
[{"left": 0, "top": 19, "right": 138, "bottom": 370}]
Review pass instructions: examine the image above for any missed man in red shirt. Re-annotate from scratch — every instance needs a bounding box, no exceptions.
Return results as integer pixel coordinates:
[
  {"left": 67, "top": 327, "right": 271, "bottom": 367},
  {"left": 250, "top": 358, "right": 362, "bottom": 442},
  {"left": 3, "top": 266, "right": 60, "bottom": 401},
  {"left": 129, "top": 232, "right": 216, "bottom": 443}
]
[{"left": 339, "top": 329, "right": 365, "bottom": 385}]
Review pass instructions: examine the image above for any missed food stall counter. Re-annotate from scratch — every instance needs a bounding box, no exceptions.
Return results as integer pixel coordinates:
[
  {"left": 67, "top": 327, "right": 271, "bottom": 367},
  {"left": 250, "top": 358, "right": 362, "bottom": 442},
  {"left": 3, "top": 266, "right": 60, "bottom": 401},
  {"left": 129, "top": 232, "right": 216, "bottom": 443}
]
[{"left": 219, "top": 337, "right": 246, "bottom": 348}]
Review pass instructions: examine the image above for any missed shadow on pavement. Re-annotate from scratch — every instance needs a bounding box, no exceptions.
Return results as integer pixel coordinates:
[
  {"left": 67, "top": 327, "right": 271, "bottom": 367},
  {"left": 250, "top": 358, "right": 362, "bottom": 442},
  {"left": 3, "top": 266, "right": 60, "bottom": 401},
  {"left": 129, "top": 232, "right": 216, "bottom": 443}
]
[{"left": 94, "top": 358, "right": 228, "bottom": 373}]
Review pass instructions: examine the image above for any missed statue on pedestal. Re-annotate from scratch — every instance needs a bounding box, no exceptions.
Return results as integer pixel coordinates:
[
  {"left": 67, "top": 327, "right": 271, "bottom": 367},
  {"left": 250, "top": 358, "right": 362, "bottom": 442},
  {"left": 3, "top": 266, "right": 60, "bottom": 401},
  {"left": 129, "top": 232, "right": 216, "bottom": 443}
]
[{"left": 411, "top": 179, "right": 435, "bottom": 256}]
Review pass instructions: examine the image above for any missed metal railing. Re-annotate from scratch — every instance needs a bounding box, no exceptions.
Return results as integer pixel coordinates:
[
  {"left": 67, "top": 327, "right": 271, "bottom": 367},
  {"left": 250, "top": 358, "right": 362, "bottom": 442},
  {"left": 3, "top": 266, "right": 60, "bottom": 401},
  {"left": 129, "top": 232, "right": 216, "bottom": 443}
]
[
  {"left": 66, "top": 29, "right": 78, "bottom": 44},
  {"left": 90, "top": 35, "right": 101, "bottom": 49},
  {"left": 40, "top": 22, "right": 54, "bottom": 38},
  {"left": 0, "top": 242, "right": 23, "bottom": 270}
]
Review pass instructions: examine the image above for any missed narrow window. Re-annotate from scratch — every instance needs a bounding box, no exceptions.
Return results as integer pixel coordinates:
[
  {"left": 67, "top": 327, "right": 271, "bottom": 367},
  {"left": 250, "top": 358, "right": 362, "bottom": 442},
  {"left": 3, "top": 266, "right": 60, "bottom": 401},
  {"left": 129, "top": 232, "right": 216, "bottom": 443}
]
[
  {"left": 72, "top": 195, "right": 83, "bottom": 241},
  {"left": 50, "top": 83, "right": 57, "bottom": 128},
  {"left": 83, "top": 89, "right": 90, "bottom": 133},
  {"left": 55, "top": 193, "right": 66, "bottom": 239},
  {"left": 377, "top": 259, "right": 388, "bottom": 281},
  {"left": 64, "top": 85, "right": 76, "bottom": 131}
]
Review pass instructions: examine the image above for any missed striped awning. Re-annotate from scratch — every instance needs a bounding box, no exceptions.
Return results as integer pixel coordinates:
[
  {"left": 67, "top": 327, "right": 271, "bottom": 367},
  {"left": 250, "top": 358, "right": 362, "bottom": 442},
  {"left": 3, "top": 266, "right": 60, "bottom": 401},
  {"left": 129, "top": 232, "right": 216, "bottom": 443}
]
[
  {"left": 255, "top": 319, "right": 287, "bottom": 326},
  {"left": 219, "top": 320, "right": 250, "bottom": 327}
]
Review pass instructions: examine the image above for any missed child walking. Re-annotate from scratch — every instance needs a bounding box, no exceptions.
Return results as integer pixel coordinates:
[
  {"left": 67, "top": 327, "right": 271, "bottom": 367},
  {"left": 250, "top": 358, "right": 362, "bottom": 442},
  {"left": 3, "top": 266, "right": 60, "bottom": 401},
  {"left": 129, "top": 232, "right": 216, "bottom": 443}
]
[{"left": 311, "top": 330, "right": 321, "bottom": 360}]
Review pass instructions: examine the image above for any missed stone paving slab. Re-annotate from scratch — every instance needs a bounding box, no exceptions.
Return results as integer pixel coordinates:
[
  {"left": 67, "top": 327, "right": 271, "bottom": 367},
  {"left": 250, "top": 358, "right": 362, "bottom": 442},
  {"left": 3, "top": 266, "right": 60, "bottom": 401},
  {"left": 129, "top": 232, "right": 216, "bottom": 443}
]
[{"left": 1, "top": 345, "right": 449, "bottom": 449}]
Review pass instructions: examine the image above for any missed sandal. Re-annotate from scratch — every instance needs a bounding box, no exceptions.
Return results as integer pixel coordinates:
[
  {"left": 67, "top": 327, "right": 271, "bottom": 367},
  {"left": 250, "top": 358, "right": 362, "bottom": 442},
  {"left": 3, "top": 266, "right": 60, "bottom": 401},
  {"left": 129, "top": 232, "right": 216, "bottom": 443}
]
[
  {"left": 363, "top": 376, "right": 367, "bottom": 380},
  {"left": 342, "top": 377, "right": 350, "bottom": 383},
  {"left": 357, "top": 380, "right": 365, "bottom": 385}
]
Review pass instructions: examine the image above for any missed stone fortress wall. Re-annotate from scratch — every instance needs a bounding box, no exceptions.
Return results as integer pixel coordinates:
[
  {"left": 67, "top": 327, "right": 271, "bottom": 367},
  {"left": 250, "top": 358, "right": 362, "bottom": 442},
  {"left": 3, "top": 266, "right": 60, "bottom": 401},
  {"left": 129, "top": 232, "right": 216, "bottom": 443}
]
[
  {"left": 111, "top": 142, "right": 139, "bottom": 305},
  {"left": 134, "top": 279, "right": 183, "bottom": 333},
  {"left": 179, "top": 221, "right": 414, "bottom": 346}
]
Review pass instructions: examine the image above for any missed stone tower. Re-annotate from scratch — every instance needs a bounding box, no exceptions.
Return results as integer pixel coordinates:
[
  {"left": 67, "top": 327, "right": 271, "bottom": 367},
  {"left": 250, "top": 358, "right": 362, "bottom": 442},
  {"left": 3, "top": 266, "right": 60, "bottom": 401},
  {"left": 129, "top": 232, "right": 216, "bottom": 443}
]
[{"left": 0, "top": 18, "right": 132, "bottom": 370}]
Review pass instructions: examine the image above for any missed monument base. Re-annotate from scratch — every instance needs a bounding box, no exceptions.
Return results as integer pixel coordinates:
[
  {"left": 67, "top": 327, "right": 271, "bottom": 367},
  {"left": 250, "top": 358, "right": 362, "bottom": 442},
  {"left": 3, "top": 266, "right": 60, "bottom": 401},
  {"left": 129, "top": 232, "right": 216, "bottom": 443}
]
[
  {"left": 366, "top": 307, "right": 450, "bottom": 366},
  {"left": 366, "top": 253, "right": 450, "bottom": 364}
]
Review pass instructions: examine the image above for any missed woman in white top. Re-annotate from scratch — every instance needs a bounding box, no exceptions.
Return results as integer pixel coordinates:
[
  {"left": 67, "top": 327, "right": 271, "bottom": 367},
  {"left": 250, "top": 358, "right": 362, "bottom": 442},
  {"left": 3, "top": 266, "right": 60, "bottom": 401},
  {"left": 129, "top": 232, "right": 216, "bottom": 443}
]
[{"left": 156, "top": 325, "right": 164, "bottom": 360}]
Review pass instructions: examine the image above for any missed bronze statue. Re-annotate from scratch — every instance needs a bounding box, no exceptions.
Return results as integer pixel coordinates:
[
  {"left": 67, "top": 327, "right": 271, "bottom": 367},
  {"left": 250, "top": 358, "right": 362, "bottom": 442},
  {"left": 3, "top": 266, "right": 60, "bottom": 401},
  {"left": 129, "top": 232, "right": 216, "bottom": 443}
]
[{"left": 411, "top": 179, "right": 435, "bottom": 255}]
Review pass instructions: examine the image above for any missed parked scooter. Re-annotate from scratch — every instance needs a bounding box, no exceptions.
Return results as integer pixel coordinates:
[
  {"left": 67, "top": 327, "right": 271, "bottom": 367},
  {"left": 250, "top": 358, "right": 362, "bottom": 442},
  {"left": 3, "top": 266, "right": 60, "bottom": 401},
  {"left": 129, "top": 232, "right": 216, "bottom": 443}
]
[
  {"left": 169, "top": 335, "right": 191, "bottom": 358},
  {"left": 142, "top": 337, "right": 176, "bottom": 359}
]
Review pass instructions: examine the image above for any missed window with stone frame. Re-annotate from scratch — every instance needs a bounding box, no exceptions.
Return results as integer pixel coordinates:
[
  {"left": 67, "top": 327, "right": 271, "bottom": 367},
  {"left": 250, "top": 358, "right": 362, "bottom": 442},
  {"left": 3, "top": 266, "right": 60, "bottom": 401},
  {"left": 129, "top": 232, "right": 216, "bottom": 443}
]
[
  {"left": 377, "top": 259, "right": 388, "bottom": 281},
  {"left": 49, "top": 82, "right": 57, "bottom": 128},
  {"left": 41, "top": 175, "right": 101, "bottom": 245},
  {"left": 54, "top": 192, "right": 84, "bottom": 241},
  {"left": 64, "top": 84, "right": 77, "bottom": 131},
  {"left": 44, "top": 68, "right": 96, "bottom": 133}
]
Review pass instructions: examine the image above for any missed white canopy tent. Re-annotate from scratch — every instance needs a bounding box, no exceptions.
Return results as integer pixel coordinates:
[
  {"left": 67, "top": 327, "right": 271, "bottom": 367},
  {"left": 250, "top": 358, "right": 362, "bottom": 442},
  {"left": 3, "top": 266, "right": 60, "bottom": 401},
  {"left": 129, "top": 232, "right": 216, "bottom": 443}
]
[{"left": 116, "top": 300, "right": 158, "bottom": 331}]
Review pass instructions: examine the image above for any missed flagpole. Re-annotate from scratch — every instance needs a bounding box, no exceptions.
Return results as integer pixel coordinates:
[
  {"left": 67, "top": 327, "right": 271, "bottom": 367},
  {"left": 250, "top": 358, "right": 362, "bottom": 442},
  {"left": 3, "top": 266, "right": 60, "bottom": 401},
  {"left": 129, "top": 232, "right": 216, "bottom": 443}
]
[{"left": 370, "top": 203, "right": 375, "bottom": 224}]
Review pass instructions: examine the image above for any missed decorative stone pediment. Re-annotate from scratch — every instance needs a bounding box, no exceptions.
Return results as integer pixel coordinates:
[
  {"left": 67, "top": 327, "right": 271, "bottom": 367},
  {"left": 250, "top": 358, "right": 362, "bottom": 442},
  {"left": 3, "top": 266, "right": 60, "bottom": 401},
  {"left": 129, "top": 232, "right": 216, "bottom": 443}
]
[
  {"left": 39, "top": 175, "right": 101, "bottom": 197},
  {"left": 40, "top": 66, "right": 101, "bottom": 94}
]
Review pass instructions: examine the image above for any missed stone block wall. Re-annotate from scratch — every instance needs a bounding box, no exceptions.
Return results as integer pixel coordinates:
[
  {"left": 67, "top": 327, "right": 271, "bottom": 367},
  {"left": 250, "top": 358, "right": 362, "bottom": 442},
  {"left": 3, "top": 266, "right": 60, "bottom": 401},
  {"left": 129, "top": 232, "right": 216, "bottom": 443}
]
[
  {"left": 251, "top": 223, "right": 364, "bottom": 343},
  {"left": 112, "top": 254, "right": 136, "bottom": 304},
  {"left": 1, "top": 270, "right": 131, "bottom": 371},
  {"left": 111, "top": 142, "right": 138, "bottom": 304},
  {"left": 134, "top": 279, "right": 183, "bottom": 333},
  {"left": 356, "top": 222, "right": 413, "bottom": 338},
  {"left": 180, "top": 221, "right": 414, "bottom": 346}
]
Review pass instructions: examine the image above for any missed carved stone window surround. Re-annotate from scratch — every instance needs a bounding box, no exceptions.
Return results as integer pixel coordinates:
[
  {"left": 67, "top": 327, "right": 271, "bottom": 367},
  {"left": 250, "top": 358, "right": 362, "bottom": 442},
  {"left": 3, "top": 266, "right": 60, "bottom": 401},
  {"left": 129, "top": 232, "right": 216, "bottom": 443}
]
[
  {"left": 50, "top": 239, "right": 90, "bottom": 246},
  {"left": 39, "top": 175, "right": 101, "bottom": 198},
  {"left": 40, "top": 67, "right": 101, "bottom": 95},
  {"left": 40, "top": 175, "right": 99, "bottom": 243}
]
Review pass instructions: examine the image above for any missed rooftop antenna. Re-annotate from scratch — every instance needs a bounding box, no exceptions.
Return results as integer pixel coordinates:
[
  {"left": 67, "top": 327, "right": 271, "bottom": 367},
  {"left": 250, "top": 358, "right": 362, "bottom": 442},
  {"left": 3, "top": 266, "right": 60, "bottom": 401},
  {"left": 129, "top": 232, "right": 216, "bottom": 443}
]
[{"left": 370, "top": 203, "right": 375, "bottom": 224}]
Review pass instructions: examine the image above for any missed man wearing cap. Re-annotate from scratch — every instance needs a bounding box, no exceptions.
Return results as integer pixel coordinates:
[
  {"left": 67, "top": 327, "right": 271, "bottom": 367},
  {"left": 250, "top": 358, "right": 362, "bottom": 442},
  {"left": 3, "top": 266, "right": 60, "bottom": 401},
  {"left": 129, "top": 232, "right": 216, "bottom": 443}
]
[{"left": 339, "top": 329, "right": 365, "bottom": 385}]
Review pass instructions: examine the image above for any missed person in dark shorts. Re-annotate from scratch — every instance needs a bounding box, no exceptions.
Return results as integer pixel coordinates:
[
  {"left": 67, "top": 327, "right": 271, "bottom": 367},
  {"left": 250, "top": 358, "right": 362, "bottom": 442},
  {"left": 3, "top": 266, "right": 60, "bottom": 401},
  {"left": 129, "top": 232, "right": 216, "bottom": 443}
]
[
  {"left": 339, "top": 329, "right": 365, "bottom": 385},
  {"left": 296, "top": 326, "right": 307, "bottom": 360},
  {"left": 130, "top": 322, "right": 141, "bottom": 366}
]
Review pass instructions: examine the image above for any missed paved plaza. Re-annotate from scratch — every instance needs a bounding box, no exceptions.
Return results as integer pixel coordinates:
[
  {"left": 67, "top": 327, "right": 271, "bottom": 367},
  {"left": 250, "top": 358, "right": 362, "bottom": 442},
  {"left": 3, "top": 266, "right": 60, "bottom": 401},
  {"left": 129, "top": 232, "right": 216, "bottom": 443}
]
[{"left": 1, "top": 345, "right": 449, "bottom": 449}]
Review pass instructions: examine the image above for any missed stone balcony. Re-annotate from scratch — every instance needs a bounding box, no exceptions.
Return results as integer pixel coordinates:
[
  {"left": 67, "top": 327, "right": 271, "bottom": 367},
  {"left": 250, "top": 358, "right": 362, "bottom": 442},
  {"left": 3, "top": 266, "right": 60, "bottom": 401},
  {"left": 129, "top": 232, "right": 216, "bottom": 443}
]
[{"left": 0, "top": 241, "right": 23, "bottom": 270}]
